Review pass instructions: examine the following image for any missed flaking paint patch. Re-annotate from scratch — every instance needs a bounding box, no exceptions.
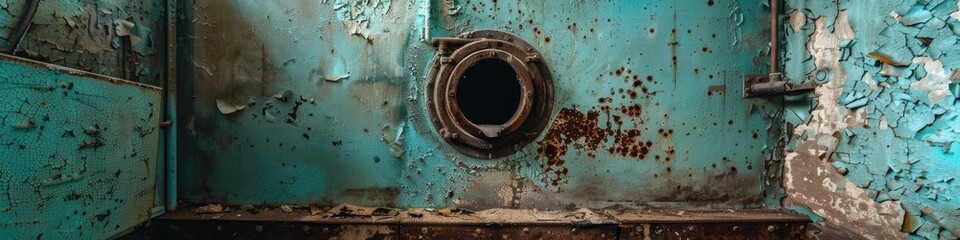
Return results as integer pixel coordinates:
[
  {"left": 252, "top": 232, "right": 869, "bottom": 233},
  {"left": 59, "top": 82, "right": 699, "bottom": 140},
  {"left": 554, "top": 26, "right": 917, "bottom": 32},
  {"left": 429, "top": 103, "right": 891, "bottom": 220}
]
[
  {"left": 0, "top": 1, "right": 166, "bottom": 85},
  {"left": 784, "top": 143, "right": 906, "bottom": 239},
  {"left": 791, "top": 12, "right": 854, "bottom": 145},
  {"left": 333, "top": 0, "right": 392, "bottom": 40},
  {"left": 783, "top": 8, "right": 909, "bottom": 239},
  {"left": 788, "top": 10, "right": 806, "bottom": 33},
  {"left": 785, "top": 0, "right": 960, "bottom": 238},
  {"left": 909, "top": 57, "right": 952, "bottom": 104}
]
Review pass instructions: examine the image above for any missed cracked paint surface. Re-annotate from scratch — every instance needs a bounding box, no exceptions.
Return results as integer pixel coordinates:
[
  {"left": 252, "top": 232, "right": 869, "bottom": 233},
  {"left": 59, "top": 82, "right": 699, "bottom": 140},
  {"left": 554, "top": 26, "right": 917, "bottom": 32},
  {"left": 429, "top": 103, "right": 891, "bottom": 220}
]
[
  {"left": 783, "top": 0, "right": 960, "bottom": 239},
  {"left": 177, "top": 0, "right": 785, "bottom": 210},
  {"left": 0, "top": 0, "right": 168, "bottom": 85},
  {"left": 0, "top": 55, "right": 163, "bottom": 239}
]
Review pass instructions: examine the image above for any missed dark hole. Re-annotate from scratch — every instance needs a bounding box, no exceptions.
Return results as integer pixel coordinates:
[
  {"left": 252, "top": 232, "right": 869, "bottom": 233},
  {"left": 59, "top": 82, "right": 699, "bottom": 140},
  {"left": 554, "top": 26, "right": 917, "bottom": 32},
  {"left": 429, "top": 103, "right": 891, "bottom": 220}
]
[{"left": 456, "top": 58, "right": 521, "bottom": 125}]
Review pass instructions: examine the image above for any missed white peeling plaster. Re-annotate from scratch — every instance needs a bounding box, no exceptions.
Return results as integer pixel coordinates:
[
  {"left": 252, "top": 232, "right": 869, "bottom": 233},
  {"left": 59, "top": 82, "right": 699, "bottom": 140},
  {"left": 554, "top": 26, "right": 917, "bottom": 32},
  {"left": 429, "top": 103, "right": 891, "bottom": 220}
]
[
  {"left": 952, "top": 1, "right": 960, "bottom": 20},
  {"left": 794, "top": 12, "right": 855, "bottom": 143},
  {"left": 909, "top": 57, "right": 952, "bottom": 104},
  {"left": 787, "top": 11, "right": 907, "bottom": 239},
  {"left": 835, "top": 182, "right": 904, "bottom": 240},
  {"left": 783, "top": 152, "right": 800, "bottom": 190},
  {"left": 789, "top": 10, "right": 806, "bottom": 33}
]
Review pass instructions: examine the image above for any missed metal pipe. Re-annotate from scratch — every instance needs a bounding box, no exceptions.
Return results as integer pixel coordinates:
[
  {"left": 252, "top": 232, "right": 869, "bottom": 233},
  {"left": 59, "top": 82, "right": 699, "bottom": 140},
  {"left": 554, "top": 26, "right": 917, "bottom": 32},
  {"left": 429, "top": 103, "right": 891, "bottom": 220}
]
[
  {"left": 770, "top": 0, "right": 779, "bottom": 74},
  {"left": 7, "top": 0, "right": 41, "bottom": 55},
  {"left": 164, "top": 0, "right": 178, "bottom": 212}
]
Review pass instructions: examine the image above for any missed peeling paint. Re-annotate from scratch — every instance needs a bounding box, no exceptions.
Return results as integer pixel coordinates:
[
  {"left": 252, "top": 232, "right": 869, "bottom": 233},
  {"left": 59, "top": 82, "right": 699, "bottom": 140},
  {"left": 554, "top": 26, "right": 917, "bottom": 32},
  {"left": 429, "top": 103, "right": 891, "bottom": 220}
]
[
  {"left": 334, "top": 0, "right": 392, "bottom": 40},
  {"left": 784, "top": 0, "right": 960, "bottom": 238},
  {"left": 0, "top": 0, "right": 167, "bottom": 85}
]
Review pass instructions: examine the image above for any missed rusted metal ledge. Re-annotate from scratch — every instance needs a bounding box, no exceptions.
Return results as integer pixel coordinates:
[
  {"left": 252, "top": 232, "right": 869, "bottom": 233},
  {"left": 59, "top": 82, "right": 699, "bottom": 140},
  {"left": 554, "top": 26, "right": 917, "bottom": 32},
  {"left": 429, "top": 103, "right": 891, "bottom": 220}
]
[{"left": 128, "top": 205, "right": 809, "bottom": 239}]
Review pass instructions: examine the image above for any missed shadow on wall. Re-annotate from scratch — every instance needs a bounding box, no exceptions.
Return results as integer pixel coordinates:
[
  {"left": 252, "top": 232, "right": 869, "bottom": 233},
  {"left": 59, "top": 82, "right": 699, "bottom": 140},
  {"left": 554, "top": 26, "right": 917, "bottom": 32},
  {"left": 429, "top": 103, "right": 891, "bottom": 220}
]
[
  {"left": 782, "top": 0, "right": 960, "bottom": 239},
  {"left": 177, "top": 0, "right": 412, "bottom": 206}
]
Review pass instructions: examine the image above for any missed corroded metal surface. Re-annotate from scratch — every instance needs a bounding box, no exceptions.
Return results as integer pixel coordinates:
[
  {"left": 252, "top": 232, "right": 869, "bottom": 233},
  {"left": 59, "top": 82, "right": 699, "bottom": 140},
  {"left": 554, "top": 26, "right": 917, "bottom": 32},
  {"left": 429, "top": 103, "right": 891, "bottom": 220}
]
[
  {"left": 624, "top": 223, "right": 807, "bottom": 240},
  {"left": 130, "top": 207, "right": 808, "bottom": 239},
  {"left": 0, "top": 54, "right": 164, "bottom": 239},
  {"left": 426, "top": 30, "right": 554, "bottom": 158},
  {"left": 177, "top": 0, "right": 783, "bottom": 210}
]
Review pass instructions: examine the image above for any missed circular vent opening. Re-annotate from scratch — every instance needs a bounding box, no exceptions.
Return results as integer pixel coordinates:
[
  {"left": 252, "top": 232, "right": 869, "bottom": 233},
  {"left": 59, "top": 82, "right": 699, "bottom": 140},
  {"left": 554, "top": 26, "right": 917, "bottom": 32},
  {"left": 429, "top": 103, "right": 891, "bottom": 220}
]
[
  {"left": 456, "top": 59, "right": 522, "bottom": 125},
  {"left": 425, "top": 30, "right": 554, "bottom": 159}
]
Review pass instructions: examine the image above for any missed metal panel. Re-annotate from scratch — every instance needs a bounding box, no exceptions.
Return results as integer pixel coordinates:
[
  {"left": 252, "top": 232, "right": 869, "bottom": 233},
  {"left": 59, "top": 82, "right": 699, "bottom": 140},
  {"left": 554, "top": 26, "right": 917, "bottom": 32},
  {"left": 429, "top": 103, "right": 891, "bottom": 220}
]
[
  {"left": 0, "top": 0, "right": 169, "bottom": 86},
  {"left": 0, "top": 54, "right": 163, "bottom": 239},
  {"left": 178, "top": 0, "right": 782, "bottom": 209}
]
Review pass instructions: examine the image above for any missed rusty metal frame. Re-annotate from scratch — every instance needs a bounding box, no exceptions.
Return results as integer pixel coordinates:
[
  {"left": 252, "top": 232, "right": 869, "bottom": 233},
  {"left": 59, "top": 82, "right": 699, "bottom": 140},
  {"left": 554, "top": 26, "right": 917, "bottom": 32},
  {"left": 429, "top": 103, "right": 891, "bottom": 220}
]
[
  {"left": 426, "top": 30, "right": 554, "bottom": 159},
  {"left": 130, "top": 208, "right": 810, "bottom": 239}
]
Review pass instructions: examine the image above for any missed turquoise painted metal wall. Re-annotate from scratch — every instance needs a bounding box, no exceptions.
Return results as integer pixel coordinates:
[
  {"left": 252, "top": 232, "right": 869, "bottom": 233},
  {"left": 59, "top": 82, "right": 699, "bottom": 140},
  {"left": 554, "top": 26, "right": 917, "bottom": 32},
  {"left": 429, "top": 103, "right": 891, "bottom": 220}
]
[
  {"left": 177, "top": 0, "right": 785, "bottom": 209},
  {"left": 780, "top": 0, "right": 960, "bottom": 239},
  {"left": 0, "top": 55, "right": 164, "bottom": 239}
]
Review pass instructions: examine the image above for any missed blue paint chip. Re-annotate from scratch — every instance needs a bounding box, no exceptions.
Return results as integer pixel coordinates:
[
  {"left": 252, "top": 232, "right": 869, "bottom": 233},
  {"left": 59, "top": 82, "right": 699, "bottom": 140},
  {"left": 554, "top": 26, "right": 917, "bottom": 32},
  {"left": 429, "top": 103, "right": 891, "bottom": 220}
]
[{"left": 901, "top": 5, "right": 934, "bottom": 26}]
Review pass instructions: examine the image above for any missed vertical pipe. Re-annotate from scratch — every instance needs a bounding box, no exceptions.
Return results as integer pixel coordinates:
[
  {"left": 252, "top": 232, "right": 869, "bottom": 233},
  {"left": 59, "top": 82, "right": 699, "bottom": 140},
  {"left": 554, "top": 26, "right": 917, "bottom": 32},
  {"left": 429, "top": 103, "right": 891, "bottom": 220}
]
[
  {"left": 422, "top": 0, "right": 431, "bottom": 42},
  {"left": 164, "top": 0, "right": 178, "bottom": 211},
  {"left": 770, "top": 0, "right": 779, "bottom": 74},
  {"left": 7, "top": 0, "right": 40, "bottom": 55}
]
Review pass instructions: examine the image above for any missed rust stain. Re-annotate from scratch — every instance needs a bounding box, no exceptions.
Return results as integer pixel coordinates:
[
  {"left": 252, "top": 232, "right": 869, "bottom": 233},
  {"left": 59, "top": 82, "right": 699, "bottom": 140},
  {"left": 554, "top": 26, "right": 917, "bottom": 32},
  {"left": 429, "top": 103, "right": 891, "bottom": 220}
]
[
  {"left": 707, "top": 84, "right": 727, "bottom": 96},
  {"left": 537, "top": 102, "right": 655, "bottom": 186},
  {"left": 537, "top": 108, "right": 606, "bottom": 186}
]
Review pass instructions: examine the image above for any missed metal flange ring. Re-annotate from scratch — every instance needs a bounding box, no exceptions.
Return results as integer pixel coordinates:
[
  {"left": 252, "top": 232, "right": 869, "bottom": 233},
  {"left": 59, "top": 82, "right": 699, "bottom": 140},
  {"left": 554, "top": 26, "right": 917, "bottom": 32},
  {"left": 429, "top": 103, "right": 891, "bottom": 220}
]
[
  {"left": 445, "top": 48, "right": 534, "bottom": 141},
  {"left": 425, "top": 30, "right": 554, "bottom": 159}
]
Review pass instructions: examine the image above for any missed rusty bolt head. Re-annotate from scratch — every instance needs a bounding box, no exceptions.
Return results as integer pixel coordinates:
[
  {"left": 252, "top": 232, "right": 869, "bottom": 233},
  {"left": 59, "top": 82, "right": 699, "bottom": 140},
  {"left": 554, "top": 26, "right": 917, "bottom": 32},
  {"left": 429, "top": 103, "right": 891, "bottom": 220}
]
[
  {"left": 421, "top": 227, "right": 429, "bottom": 233},
  {"left": 635, "top": 226, "right": 643, "bottom": 233},
  {"left": 767, "top": 225, "right": 775, "bottom": 232}
]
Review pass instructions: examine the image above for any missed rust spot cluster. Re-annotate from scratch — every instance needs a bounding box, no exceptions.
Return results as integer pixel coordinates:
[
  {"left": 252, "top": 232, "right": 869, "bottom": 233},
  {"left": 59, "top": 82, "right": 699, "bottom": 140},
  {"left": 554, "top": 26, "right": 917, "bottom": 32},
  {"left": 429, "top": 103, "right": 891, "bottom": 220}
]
[
  {"left": 537, "top": 108, "right": 606, "bottom": 185},
  {"left": 610, "top": 129, "right": 651, "bottom": 158},
  {"left": 537, "top": 104, "right": 658, "bottom": 185},
  {"left": 535, "top": 65, "right": 679, "bottom": 185}
]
